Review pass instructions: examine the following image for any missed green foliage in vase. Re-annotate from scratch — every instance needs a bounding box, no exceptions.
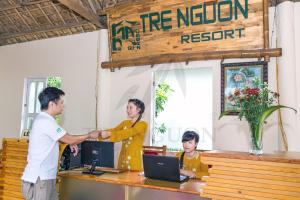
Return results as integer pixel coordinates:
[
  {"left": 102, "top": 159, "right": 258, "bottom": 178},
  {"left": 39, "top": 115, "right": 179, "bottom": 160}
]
[{"left": 219, "top": 78, "right": 297, "bottom": 149}]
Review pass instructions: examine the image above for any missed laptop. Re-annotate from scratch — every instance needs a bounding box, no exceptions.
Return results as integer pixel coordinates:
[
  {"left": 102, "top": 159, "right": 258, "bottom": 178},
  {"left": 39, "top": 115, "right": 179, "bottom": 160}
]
[{"left": 143, "top": 154, "right": 189, "bottom": 183}]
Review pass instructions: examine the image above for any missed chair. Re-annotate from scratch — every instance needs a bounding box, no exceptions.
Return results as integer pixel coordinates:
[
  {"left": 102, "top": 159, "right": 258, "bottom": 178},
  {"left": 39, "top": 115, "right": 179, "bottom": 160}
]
[{"left": 143, "top": 145, "right": 167, "bottom": 156}]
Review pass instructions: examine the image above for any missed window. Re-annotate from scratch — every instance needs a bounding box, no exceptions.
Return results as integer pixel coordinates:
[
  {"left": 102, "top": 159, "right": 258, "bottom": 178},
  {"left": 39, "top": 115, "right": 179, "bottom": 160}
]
[
  {"left": 21, "top": 77, "right": 62, "bottom": 137},
  {"left": 152, "top": 68, "right": 213, "bottom": 151}
]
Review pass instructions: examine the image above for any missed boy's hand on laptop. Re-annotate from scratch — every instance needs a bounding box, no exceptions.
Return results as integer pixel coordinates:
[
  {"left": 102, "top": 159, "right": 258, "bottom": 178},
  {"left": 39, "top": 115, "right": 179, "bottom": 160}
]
[{"left": 88, "top": 130, "right": 100, "bottom": 139}]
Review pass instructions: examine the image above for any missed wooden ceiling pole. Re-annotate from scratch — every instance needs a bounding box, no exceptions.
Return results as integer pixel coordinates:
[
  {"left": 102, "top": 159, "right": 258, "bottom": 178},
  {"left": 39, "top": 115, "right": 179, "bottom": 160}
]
[{"left": 56, "top": 0, "right": 104, "bottom": 28}]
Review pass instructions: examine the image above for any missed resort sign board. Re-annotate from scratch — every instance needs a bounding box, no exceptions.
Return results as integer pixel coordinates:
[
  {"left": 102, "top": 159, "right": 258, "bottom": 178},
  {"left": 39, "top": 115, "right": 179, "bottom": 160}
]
[{"left": 106, "top": 0, "right": 264, "bottom": 62}]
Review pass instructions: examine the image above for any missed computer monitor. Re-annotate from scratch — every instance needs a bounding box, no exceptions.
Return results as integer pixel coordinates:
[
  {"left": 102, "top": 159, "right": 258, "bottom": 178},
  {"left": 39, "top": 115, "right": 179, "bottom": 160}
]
[{"left": 81, "top": 141, "right": 114, "bottom": 175}]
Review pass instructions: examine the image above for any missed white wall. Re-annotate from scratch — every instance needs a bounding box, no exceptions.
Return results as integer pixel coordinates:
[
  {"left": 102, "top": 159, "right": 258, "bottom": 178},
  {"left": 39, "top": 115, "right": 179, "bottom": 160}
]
[
  {"left": 1, "top": 3, "right": 299, "bottom": 153},
  {"left": 98, "top": 27, "right": 279, "bottom": 153},
  {"left": 0, "top": 31, "right": 99, "bottom": 148},
  {"left": 295, "top": 2, "right": 300, "bottom": 152},
  {"left": 276, "top": 1, "right": 300, "bottom": 151}
]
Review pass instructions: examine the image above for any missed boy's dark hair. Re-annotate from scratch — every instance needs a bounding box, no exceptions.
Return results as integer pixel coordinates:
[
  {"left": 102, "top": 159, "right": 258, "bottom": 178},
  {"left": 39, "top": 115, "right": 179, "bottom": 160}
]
[
  {"left": 38, "top": 87, "right": 65, "bottom": 110},
  {"left": 128, "top": 98, "right": 145, "bottom": 127},
  {"left": 181, "top": 131, "right": 199, "bottom": 143},
  {"left": 180, "top": 131, "right": 199, "bottom": 169}
]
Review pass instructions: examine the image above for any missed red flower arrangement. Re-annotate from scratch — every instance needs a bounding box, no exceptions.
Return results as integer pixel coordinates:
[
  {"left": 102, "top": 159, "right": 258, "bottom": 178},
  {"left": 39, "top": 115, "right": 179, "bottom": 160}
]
[{"left": 220, "top": 79, "right": 296, "bottom": 154}]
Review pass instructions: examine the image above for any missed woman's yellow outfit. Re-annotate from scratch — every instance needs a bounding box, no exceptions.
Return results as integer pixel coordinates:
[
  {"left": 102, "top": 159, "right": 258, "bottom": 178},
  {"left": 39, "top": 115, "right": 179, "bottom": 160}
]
[
  {"left": 103, "top": 120, "right": 148, "bottom": 171},
  {"left": 176, "top": 151, "right": 209, "bottom": 179}
]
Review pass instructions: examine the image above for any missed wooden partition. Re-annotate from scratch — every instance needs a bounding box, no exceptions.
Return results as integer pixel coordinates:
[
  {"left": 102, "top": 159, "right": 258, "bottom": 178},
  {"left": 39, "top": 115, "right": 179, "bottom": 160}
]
[
  {"left": 201, "top": 151, "right": 300, "bottom": 200},
  {"left": 0, "top": 149, "right": 3, "bottom": 200},
  {"left": 0, "top": 138, "right": 28, "bottom": 200}
]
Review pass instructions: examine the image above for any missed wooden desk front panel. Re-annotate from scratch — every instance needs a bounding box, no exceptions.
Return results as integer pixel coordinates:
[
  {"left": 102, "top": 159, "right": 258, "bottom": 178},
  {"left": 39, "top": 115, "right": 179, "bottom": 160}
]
[
  {"left": 60, "top": 178, "right": 125, "bottom": 200},
  {"left": 59, "top": 171, "right": 209, "bottom": 200}
]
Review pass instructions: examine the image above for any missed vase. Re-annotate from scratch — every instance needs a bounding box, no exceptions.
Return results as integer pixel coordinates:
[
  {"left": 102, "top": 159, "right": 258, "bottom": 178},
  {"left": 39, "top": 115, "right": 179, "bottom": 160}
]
[{"left": 248, "top": 122, "right": 263, "bottom": 155}]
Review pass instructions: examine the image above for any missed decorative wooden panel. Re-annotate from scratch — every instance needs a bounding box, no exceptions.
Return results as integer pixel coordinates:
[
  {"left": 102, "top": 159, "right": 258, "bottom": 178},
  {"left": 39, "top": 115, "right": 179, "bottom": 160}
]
[
  {"left": 0, "top": 149, "right": 3, "bottom": 200},
  {"left": 201, "top": 151, "right": 300, "bottom": 200},
  {"left": 0, "top": 138, "right": 70, "bottom": 200},
  {"left": 0, "top": 139, "right": 28, "bottom": 200},
  {"left": 106, "top": 0, "right": 265, "bottom": 62}
]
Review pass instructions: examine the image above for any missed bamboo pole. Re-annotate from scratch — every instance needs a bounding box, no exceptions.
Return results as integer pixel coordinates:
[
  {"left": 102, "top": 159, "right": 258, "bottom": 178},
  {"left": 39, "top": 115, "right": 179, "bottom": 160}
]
[
  {"left": 101, "top": 48, "right": 282, "bottom": 70},
  {"left": 263, "top": 0, "right": 270, "bottom": 61}
]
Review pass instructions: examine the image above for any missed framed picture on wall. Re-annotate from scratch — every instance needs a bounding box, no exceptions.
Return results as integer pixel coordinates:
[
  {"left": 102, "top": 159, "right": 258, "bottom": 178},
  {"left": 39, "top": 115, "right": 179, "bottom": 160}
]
[{"left": 221, "top": 61, "right": 268, "bottom": 115}]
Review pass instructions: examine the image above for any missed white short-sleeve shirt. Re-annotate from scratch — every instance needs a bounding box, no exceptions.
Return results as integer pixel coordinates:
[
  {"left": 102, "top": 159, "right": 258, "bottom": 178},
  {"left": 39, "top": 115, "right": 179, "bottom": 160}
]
[{"left": 22, "top": 112, "right": 66, "bottom": 183}]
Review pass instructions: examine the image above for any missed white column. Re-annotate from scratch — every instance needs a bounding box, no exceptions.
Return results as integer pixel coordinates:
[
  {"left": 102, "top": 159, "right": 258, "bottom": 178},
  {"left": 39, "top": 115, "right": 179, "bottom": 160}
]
[
  {"left": 294, "top": 2, "right": 300, "bottom": 151},
  {"left": 97, "top": 29, "right": 112, "bottom": 129},
  {"left": 277, "top": 1, "right": 298, "bottom": 151}
]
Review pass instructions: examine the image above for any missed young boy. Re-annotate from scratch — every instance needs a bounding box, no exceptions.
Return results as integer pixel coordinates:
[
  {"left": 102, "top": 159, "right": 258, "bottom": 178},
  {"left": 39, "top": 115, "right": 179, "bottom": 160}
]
[{"left": 176, "top": 131, "right": 209, "bottom": 179}]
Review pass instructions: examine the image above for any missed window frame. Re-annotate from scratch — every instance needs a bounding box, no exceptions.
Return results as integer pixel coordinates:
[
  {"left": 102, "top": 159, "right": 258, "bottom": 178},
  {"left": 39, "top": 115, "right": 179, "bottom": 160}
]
[{"left": 20, "top": 78, "right": 47, "bottom": 137}]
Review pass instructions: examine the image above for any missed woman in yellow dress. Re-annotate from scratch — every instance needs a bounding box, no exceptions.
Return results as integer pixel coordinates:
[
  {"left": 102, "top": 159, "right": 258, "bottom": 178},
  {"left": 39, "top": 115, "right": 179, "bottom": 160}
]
[
  {"left": 176, "top": 131, "right": 209, "bottom": 179},
  {"left": 100, "top": 99, "right": 147, "bottom": 171}
]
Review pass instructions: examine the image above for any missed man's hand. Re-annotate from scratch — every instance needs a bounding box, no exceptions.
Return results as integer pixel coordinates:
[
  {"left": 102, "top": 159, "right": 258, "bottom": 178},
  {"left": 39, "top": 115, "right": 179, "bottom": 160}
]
[
  {"left": 88, "top": 130, "right": 100, "bottom": 139},
  {"left": 101, "top": 130, "right": 111, "bottom": 139},
  {"left": 70, "top": 144, "right": 79, "bottom": 156}
]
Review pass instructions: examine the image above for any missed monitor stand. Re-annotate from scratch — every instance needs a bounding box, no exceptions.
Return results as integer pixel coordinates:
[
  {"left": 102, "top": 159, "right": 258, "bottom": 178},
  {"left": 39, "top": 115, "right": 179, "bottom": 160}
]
[{"left": 82, "top": 161, "right": 105, "bottom": 176}]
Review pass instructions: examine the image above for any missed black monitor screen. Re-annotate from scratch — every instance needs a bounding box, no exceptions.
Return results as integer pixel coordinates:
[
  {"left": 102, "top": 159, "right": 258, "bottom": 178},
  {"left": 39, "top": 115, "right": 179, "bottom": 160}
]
[{"left": 81, "top": 141, "right": 114, "bottom": 168}]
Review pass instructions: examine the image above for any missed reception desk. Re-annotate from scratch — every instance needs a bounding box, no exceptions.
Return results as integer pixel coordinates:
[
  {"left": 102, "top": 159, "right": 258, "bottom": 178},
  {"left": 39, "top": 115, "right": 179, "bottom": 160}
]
[
  {"left": 1, "top": 138, "right": 299, "bottom": 200},
  {"left": 58, "top": 170, "right": 209, "bottom": 200},
  {"left": 201, "top": 151, "right": 300, "bottom": 200}
]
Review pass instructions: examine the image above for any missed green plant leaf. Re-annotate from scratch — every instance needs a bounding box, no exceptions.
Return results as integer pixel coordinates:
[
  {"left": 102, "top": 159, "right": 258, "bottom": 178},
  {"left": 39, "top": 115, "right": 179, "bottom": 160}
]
[{"left": 256, "top": 105, "right": 297, "bottom": 143}]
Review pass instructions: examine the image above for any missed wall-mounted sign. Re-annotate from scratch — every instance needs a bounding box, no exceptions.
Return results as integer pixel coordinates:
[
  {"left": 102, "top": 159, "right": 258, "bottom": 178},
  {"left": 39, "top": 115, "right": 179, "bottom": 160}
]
[{"left": 106, "top": 0, "right": 264, "bottom": 61}]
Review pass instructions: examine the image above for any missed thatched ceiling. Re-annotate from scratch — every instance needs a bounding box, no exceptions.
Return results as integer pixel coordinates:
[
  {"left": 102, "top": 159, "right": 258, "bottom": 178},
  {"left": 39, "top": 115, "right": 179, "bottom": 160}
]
[
  {"left": 0, "top": 0, "right": 290, "bottom": 47},
  {"left": 0, "top": 0, "right": 124, "bottom": 46}
]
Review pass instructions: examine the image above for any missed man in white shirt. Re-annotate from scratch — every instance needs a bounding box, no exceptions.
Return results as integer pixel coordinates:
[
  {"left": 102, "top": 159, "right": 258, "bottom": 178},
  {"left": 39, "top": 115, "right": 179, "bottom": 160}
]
[{"left": 21, "top": 87, "right": 100, "bottom": 200}]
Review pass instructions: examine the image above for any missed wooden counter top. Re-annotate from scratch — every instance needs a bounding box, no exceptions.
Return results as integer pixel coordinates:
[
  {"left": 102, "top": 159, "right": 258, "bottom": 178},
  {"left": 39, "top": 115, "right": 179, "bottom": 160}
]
[
  {"left": 201, "top": 150, "right": 300, "bottom": 164},
  {"left": 58, "top": 170, "right": 205, "bottom": 195}
]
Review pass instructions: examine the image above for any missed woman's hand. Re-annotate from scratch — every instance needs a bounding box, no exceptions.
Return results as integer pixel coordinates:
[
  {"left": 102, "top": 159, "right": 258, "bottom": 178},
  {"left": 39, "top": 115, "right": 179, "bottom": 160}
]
[
  {"left": 101, "top": 130, "right": 111, "bottom": 139},
  {"left": 180, "top": 169, "right": 196, "bottom": 178}
]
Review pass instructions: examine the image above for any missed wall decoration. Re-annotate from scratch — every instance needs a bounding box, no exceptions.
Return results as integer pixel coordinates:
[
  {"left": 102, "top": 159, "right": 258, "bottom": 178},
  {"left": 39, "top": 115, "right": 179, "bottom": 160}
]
[{"left": 221, "top": 61, "right": 268, "bottom": 114}]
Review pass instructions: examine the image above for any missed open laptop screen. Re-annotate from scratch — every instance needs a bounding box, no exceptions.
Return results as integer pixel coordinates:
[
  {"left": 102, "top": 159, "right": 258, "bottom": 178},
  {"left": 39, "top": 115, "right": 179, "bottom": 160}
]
[{"left": 143, "top": 154, "right": 188, "bottom": 182}]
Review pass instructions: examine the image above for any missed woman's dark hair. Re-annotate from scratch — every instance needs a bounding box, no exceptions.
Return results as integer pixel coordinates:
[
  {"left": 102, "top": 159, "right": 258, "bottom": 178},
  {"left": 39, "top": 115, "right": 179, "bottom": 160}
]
[
  {"left": 38, "top": 87, "right": 65, "bottom": 110},
  {"left": 180, "top": 130, "right": 199, "bottom": 169},
  {"left": 181, "top": 131, "right": 199, "bottom": 143},
  {"left": 128, "top": 98, "right": 145, "bottom": 127}
]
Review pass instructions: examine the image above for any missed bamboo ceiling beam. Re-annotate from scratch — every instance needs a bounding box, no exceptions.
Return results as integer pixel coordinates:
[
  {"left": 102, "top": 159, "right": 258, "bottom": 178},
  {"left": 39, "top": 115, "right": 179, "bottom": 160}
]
[
  {"left": 101, "top": 48, "right": 282, "bottom": 70},
  {"left": 87, "top": 0, "right": 98, "bottom": 14},
  {"left": 56, "top": 0, "right": 104, "bottom": 28}
]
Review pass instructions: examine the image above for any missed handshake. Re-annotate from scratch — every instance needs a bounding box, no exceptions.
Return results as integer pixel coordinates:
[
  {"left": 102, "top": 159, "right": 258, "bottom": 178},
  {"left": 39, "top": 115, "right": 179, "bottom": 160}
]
[{"left": 87, "top": 130, "right": 111, "bottom": 139}]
